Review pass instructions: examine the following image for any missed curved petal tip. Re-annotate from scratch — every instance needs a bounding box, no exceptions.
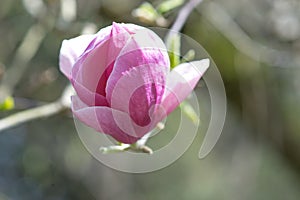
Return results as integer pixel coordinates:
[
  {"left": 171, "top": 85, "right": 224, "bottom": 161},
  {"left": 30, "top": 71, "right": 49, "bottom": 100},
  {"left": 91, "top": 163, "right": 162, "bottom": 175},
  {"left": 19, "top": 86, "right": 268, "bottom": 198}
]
[{"left": 190, "top": 58, "right": 210, "bottom": 76}]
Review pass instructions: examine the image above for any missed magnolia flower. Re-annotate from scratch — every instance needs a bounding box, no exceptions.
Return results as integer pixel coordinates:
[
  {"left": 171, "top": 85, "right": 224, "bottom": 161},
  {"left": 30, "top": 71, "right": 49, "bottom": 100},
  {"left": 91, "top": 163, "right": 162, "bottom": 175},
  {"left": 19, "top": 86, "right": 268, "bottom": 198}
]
[{"left": 59, "top": 22, "right": 209, "bottom": 144}]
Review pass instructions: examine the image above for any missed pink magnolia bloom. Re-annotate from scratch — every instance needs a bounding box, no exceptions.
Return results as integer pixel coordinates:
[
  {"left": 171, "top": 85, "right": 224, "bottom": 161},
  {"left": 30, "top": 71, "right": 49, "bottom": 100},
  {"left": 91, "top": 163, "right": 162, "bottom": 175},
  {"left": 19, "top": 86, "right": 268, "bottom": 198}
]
[{"left": 59, "top": 22, "right": 209, "bottom": 144}]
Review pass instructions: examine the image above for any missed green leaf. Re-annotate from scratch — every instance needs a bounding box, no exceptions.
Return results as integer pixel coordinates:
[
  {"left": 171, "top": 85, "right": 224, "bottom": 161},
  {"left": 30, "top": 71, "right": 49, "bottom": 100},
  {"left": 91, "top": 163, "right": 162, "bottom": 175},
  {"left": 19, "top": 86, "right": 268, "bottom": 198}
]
[
  {"left": 157, "top": 0, "right": 185, "bottom": 14},
  {"left": 166, "top": 33, "right": 181, "bottom": 68},
  {"left": 180, "top": 100, "right": 200, "bottom": 125},
  {"left": 0, "top": 96, "right": 14, "bottom": 111},
  {"left": 181, "top": 49, "right": 195, "bottom": 63},
  {"left": 132, "top": 2, "right": 159, "bottom": 24}
]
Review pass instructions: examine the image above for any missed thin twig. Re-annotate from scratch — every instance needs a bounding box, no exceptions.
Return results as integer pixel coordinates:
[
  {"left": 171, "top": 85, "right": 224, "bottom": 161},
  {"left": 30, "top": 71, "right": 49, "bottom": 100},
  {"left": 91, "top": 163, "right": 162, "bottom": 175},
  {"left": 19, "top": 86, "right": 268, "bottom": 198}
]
[
  {"left": 0, "top": 85, "right": 73, "bottom": 132},
  {"left": 0, "top": 102, "right": 65, "bottom": 131},
  {"left": 169, "top": 0, "right": 203, "bottom": 33}
]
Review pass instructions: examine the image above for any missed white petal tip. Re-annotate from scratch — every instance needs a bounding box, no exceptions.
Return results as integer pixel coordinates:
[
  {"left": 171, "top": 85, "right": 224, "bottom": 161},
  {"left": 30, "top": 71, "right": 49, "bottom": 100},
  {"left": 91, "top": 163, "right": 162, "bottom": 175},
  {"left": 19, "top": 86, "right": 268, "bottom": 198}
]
[{"left": 192, "top": 58, "right": 210, "bottom": 75}]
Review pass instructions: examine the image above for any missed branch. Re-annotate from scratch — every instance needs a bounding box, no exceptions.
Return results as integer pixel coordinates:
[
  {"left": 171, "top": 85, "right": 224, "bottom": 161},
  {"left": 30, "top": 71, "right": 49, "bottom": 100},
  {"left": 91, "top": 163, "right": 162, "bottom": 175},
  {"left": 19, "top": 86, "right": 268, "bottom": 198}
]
[
  {"left": 169, "top": 0, "right": 204, "bottom": 33},
  {"left": 0, "top": 85, "right": 73, "bottom": 132}
]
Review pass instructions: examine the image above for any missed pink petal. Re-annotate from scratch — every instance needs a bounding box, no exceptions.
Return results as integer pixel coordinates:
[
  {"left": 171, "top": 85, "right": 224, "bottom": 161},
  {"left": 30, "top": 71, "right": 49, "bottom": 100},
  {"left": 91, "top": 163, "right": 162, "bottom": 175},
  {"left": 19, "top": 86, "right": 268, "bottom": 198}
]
[
  {"left": 108, "top": 63, "right": 168, "bottom": 127},
  {"left": 83, "top": 22, "right": 142, "bottom": 54},
  {"left": 106, "top": 29, "right": 170, "bottom": 126},
  {"left": 162, "top": 59, "right": 210, "bottom": 114},
  {"left": 59, "top": 25, "right": 113, "bottom": 80},
  {"left": 71, "top": 78, "right": 108, "bottom": 106},
  {"left": 71, "top": 95, "right": 140, "bottom": 144},
  {"left": 71, "top": 23, "right": 136, "bottom": 97},
  {"left": 59, "top": 34, "right": 95, "bottom": 79},
  {"left": 59, "top": 22, "right": 143, "bottom": 81},
  {"left": 106, "top": 28, "right": 170, "bottom": 102}
]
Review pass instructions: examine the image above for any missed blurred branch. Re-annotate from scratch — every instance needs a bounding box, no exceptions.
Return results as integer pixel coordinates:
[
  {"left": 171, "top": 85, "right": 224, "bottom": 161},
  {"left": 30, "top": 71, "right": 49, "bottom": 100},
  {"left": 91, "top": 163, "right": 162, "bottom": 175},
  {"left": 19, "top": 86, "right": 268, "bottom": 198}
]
[
  {"left": 0, "top": 23, "right": 54, "bottom": 103},
  {"left": 0, "top": 0, "right": 59, "bottom": 103},
  {"left": 199, "top": 2, "right": 300, "bottom": 68},
  {"left": 0, "top": 24, "right": 47, "bottom": 102},
  {"left": 0, "top": 102, "right": 64, "bottom": 131},
  {"left": 59, "top": 0, "right": 77, "bottom": 23},
  {"left": 0, "top": 85, "right": 73, "bottom": 132},
  {"left": 169, "top": 0, "right": 203, "bottom": 34}
]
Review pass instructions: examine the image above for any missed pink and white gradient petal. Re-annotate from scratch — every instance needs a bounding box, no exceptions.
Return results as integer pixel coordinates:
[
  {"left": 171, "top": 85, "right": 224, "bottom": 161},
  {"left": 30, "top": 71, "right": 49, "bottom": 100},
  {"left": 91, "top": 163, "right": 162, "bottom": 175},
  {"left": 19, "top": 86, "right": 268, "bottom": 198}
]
[
  {"left": 162, "top": 59, "right": 210, "bottom": 115},
  {"left": 71, "top": 95, "right": 140, "bottom": 144},
  {"left": 59, "top": 34, "right": 95, "bottom": 79}
]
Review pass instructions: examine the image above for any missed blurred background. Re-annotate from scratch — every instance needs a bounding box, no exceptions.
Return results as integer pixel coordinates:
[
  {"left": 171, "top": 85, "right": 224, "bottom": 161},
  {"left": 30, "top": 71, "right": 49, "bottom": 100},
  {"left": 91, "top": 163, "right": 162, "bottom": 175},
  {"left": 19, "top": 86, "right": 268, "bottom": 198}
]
[{"left": 1, "top": 0, "right": 300, "bottom": 199}]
